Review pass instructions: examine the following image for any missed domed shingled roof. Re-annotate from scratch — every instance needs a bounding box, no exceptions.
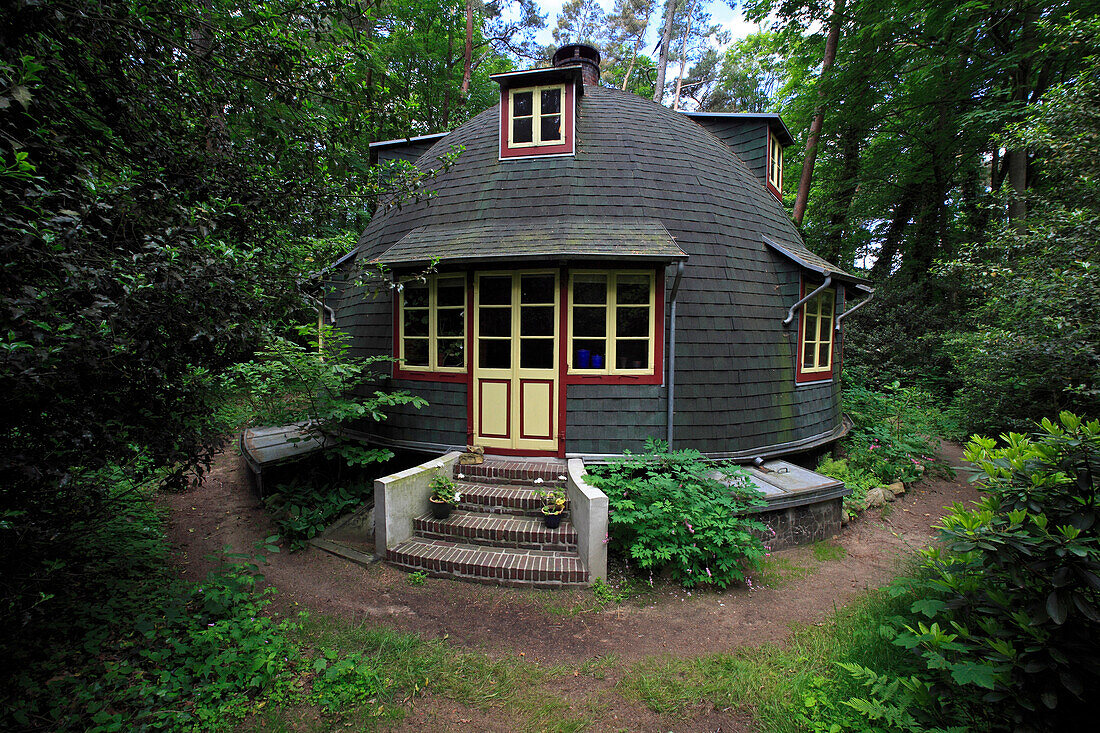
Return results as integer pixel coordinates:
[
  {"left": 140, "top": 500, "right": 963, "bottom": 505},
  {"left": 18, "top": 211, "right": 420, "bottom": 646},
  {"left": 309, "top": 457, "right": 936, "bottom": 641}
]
[{"left": 344, "top": 84, "right": 857, "bottom": 457}]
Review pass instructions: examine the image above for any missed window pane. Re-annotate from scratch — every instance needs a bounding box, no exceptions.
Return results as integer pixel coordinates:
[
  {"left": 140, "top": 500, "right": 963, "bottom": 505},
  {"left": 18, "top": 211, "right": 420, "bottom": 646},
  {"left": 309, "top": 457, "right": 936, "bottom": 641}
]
[
  {"left": 404, "top": 338, "right": 428, "bottom": 366},
  {"left": 616, "top": 274, "right": 650, "bottom": 305},
  {"left": 403, "top": 282, "right": 428, "bottom": 308},
  {"left": 573, "top": 306, "right": 606, "bottom": 337},
  {"left": 540, "top": 88, "right": 561, "bottom": 114},
  {"left": 521, "top": 306, "right": 554, "bottom": 336},
  {"left": 479, "top": 307, "right": 510, "bottom": 337},
  {"left": 616, "top": 340, "right": 648, "bottom": 369},
  {"left": 520, "top": 274, "right": 555, "bottom": 304},
  {"left": 437, "top": 280, "right": 465, "bottom": 307},
  {"left": 573, "top": 275, "right": 607, "bottom": 304},
  {"left": 818, "top": 342, "right": 831, "bottom": 368},
  {"left": 803, "top": 342, "right": 815, "bottom": 369},
  {"left": 512, "top": 117, "right": 533, "bottom": 144},
  {"left": 512, "top": 91, "right": 532, "bottom": 116},
  {"left": 403, "top": 308, "right": 428, "bottom": 337},
  {"left": 541, "top": 114, "right": 561, "bottom": 142},
  {"left": 818, "top": 315, "right": 831, "bottom": 342},
  {"left": 821, "top": 295, "right": 834, "bottom": 317},
  {"left": 438, "top": 308, "right": 464, "bottom": 337},
  {"left": 616, "top": 306, "right": 649, "bottom": 337},
  {"left": 479, "top": 276, "right": 511, "bottom": 305},
  {"left": 573, "top": 339, "right": 605, "bottom": 369},
  {"left": 520, "top": 339, "right": 554, "bottom": 369},
  {"left": 438, "top": 339, "right": 464, "bottom": 368},
  {"left": 479, "top": 339, "right": 510, "bottom": 369}
]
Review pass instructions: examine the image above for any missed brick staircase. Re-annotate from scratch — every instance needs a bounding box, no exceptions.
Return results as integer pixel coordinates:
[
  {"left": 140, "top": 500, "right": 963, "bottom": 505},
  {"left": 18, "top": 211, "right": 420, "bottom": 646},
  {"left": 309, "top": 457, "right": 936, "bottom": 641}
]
[{"left": 386, "top": 459, "right": 588, "bottom": 587}]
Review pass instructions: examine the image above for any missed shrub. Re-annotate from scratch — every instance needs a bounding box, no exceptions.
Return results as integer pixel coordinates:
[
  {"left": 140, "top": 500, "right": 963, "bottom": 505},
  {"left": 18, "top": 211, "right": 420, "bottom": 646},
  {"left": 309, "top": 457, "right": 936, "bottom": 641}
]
[
  {"left": 587, "top": 440, "right": 767, "bottom": 588},
  {"left": 265, "top": 470, "right": 374, "bottom": 551},
  {"left": 889, "top": 412, "right": 1100, "bottom": 729}
]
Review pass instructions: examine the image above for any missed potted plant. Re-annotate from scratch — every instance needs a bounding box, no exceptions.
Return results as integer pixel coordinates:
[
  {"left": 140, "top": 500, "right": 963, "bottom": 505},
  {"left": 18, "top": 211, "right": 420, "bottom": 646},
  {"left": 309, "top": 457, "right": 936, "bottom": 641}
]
[
  {"left": 537, "top": 488, "right": 566, "bottom": 529},
  {"left": 429, "top": 474, "right": 460, "bottom": 519}
]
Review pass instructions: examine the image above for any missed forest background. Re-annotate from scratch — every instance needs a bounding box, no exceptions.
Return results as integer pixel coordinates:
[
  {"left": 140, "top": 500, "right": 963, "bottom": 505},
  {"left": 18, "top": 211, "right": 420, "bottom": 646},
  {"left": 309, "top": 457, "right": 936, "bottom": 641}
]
[{"left": 1, "top": 0, "right": 1098, "bottom": 730}]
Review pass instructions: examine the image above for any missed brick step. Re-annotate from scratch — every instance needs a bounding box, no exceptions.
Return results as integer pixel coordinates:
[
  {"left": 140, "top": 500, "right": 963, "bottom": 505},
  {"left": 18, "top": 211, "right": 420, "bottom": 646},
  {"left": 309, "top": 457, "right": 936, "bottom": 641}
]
[
  {"left": 388, "top": 538, "right": 587, "bottom": 587},
  {"left": 453, "top": 481, "right": 568, "bottom": 516},
  {"left": 414, "top": 510, "right": 577, "bottom": 551},
  {"left": 454, "top": 461, "right": 568, "bottom": 487}
]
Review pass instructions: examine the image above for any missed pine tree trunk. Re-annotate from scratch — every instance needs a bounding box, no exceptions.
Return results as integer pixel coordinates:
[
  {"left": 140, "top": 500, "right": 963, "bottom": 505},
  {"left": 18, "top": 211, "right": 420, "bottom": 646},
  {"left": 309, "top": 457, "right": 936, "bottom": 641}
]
[
  {"left": 792, "top": 0, "right": 846, "bottom": 226},
  {"left": 672, "top": 0, "right": 697, "bottom": 110},
  {"left": 460, "top": 0, "right": 475, "bottom": 95},
  {"left": 652, "top": 0, "right": 678, "bottom": 103}
]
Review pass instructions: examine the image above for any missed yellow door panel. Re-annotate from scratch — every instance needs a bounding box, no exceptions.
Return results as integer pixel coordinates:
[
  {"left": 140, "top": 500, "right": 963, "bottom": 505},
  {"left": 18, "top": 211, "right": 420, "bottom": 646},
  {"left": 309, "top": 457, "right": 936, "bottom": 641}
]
[
  {"left": 520, "top": 380, "right": 553, "bottom": 440},
  {"left": 478, "top": 380, "right": 511, "bottom": 439}
]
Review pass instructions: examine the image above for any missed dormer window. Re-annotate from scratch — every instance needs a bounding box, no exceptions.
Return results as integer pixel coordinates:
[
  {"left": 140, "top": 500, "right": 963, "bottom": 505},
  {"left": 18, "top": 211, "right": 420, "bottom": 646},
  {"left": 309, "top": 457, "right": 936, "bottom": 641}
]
[
  {"left": 497, "top": 75, "right": 576, "bottom": 159},
  {"left": 509, "top": 85, "right": 564, "bottom": 147},
  {"left": 767, "top": 130, "right": 783, "bottom": 197}
]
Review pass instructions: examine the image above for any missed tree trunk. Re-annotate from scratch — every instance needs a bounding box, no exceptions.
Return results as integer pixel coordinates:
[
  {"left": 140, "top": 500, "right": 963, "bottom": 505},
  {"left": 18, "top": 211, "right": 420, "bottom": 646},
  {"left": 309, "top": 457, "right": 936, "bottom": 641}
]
[
  {"left": 460, "top": 0, "right": 475, "bottom": 96},
  {"left": 871, "top": 185, "right": 918, "bottom": 281},
  {"left": 821, "top": 121, "right": 862, "bottom": 265},
  {"left": 652, "top": 0, "right": 678, "bottom": 103},
  {"left": 671, "top": 0, "right": 697, "bottom": 110},
  {"left": 792, "top": 0, "right": 846, "bottom": 226}
]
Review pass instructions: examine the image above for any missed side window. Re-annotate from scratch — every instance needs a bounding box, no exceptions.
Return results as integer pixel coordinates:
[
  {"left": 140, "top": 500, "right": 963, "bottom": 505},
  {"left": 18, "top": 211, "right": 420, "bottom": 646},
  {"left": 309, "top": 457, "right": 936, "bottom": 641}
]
[
  {"left": 568, "top": 271, "right": 654, "bottom": 375},
  {"left": 797, "top": 281, "right": 835, "bottom": 382},
  {"left": 768, "top": 130, "right": 783, "bottom": 194},
  {"left": 399, "top": 274, "right": 467, "bottom": 372}
]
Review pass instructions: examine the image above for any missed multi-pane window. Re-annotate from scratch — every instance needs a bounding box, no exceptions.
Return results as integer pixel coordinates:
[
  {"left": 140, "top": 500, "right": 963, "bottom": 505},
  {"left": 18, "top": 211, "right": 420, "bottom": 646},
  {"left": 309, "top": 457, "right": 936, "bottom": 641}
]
[
  {"left": 400, "top": 274, "right": 466, "bottom": 371},
  {"left": 509, "top": 85, "right": 564, "bottom": 147},
  {"left": 768, "top": 130, "right": 783, "bottom": 193},
  {"left": 569, "top": 271, "right": 654, "bottom": 374},
  {"left": 800, "top": 285, "right": 835, "bottom": 375}
]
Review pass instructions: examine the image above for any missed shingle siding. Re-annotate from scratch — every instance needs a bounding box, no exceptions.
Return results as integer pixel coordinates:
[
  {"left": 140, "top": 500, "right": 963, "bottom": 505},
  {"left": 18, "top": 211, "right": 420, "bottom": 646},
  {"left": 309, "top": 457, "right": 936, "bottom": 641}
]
[{"left": 333, "top": 85, "right": 849, "bottom": 457}]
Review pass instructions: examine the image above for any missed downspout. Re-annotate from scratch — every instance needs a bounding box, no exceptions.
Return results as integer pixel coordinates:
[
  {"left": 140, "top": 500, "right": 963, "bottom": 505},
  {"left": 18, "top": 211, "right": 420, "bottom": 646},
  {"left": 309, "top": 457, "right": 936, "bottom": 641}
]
[
  {"left": 666, "top": 261, "right": 685, "bottom": 449},
  {"left": 303, "top": 293, "right": 336, "bottom": 326},
  {"left": 782, "top": 275, "right": 832, "bottom": 326},
  {"left": 835, "top": 286, "right": 873, "bottom": 330}
]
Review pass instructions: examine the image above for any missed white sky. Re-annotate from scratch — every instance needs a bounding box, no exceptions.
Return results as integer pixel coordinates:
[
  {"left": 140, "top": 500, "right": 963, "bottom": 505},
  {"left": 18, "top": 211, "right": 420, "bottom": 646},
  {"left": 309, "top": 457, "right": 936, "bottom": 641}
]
[{"left": 533, "top": 1, "right": 762, "bottom": 50}]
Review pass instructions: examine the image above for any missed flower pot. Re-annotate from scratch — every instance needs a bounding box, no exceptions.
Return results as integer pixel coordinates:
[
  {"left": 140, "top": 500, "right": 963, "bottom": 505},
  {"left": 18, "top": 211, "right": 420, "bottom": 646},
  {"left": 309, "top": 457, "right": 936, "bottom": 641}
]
[
  {"left": 430, "top": 498, "right": 453, "bottom": 519},
  {"left": 543, "top": 511, "right": 563, "bottom": 529}
]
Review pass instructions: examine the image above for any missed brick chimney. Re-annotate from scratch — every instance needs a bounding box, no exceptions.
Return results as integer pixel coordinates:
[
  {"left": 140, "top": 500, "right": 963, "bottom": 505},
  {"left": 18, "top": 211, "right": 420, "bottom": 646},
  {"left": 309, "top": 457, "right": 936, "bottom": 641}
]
[{"left": 552, "top": 44, "right": 601, "bottom": 86}]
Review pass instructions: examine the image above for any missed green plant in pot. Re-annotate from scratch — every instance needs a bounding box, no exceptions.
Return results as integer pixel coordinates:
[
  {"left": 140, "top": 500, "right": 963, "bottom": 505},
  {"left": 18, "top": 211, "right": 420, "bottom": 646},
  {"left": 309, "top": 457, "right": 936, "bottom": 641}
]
[
  {"left": 538, "top": 488, "right": 567, "bottom": 529},
  {"left": 429, "top": 475, "right": 460, "bottom": 519}
]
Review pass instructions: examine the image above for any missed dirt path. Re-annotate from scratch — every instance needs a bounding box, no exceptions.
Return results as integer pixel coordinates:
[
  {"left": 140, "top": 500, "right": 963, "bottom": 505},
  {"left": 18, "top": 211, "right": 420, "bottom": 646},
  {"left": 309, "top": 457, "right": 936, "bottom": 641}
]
[{"left": 164, "top": 443, "right": 980, "bottom": 731}]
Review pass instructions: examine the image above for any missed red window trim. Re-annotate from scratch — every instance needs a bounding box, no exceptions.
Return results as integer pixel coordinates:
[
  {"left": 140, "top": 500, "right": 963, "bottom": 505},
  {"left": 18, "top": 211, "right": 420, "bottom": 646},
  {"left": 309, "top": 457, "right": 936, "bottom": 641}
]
[
  {"left": 765, "top": 128, "right": 782, "bottom": 202},
  {"left": 794, "top": 276, "right": 836, "bottom": 384},
  {"left": 499, "top": 83, "right": 576, "bottom": 159},
  {"left": 391, "top": 278, "right": 470, "bottom": 382}
]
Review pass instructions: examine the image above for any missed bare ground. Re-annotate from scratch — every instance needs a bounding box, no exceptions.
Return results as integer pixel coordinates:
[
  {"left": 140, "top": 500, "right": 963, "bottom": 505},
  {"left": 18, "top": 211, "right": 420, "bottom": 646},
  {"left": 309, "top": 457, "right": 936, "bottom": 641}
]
[{"left": 163, "top": 442, "right": 981, "bottom": 732}]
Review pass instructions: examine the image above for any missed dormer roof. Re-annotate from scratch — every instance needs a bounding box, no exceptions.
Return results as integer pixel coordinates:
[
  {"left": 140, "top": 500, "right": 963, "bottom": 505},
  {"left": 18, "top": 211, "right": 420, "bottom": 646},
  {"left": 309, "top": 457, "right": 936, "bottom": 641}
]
[{"left": 680, "top": 111, "right": 794, "bottom": 147}]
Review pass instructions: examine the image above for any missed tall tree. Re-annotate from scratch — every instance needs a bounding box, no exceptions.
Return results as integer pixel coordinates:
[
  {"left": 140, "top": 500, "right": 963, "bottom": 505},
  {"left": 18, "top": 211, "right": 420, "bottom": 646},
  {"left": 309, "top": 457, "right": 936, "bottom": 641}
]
[
  {"left": 652, "top": 0, "right": 678, "bottom": 102},
  {"left": 552, "top": 0, "right": 607, "bottom": 46},
  {"left": 603, "top": 0, "right": 657, "bottom": 91}
]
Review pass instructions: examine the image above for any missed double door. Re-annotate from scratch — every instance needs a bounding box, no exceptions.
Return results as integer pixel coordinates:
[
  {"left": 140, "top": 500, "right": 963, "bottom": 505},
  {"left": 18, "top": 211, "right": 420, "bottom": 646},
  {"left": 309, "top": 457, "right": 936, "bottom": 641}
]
[{"left": 473, "top": 271, "right": 559, "bottom": 452}]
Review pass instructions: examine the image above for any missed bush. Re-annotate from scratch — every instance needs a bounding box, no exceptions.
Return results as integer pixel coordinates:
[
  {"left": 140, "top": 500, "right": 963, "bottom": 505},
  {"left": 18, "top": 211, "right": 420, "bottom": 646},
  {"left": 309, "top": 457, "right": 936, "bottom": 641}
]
[
  {"left": 587, "top": 440, "right": 767, "bottom": 589},
  {"left": 886, "top": 412, "right": 1100, "bottom": 729}
]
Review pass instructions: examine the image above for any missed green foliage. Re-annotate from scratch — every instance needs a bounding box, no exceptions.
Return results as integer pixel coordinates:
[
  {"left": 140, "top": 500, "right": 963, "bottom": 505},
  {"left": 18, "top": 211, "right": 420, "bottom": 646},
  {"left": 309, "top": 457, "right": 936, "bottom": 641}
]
[
  {"left": 536, "top": 487, "right": 567, "bottom": 515},
  {"left": 0, "top": 476, "right": 300, "bottom": 732},
  {"left": 587, "top": 439, "right": 767, "bottom": 588},
  {"left": 883, "top": 412, "right": 1100, "bottom": 729},
  {"left": 429, "top": 474, "right": 460, "bottom": 505},
  {"left": 265, "top": 472, "right": 374, "bottom": 551},
  {"left": 406, "top": 570, "right": 428, "bottom": 586}
]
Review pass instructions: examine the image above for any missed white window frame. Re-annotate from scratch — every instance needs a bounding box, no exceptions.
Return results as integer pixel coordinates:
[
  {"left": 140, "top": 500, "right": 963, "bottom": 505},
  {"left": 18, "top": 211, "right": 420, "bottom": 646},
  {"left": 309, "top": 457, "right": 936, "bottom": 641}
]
[
  {"left": 507, "top": 84, "right": 566, "bottom": 148},
  {"left": 768, "top": 130, "right": 783, "bottom": 193},
  {"left": 567, "top": 270, "right": 656, "bottom": 376}
]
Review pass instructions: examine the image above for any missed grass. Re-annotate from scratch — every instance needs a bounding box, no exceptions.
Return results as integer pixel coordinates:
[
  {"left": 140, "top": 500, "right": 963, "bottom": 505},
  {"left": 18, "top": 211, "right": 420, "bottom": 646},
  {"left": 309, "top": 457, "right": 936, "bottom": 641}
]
[
  {"left": 616, "top": 586, "right": 919, "bottom": 733},
  {"left": 756, "top": 555, "right": 817, "bottom": 587},
  {"left": 811, "top": 541, "right": 847, "bottom": 562}
]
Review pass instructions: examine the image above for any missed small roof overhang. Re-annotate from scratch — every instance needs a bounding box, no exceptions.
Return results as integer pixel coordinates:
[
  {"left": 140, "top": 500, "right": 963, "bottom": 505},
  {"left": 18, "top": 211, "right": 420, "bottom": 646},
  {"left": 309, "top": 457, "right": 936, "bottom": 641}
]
[
  {"left": 373, "top": 217, "right": 688, "bottom": 269},
  {"left": 763, "top": 235, "right": 872, "bottom": 286},
  {"left": 490, "top": 65, "right": 585, "bottom": 94},
  {"left": 680, "top": 111, "right": 795, "bottom": 147},
  {"left": 368, "top": 132, "right": 448, "bottom": 151}
]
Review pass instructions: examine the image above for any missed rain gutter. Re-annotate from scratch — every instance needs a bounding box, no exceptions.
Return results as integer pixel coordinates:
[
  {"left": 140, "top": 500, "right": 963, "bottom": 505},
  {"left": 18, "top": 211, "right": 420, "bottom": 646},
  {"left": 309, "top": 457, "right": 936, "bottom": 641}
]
[
  {"left": 835, "top": 284, "right": 874, "bottom": 330},
  {"left": 783, "top": 275, "right": 832, "bottom": 326}
]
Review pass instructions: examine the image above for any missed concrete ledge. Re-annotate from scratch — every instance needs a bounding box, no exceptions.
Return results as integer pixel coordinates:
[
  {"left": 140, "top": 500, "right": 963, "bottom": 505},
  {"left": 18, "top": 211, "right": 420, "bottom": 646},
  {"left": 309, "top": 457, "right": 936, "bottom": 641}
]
[
  {"left": 374, "top": 451, "right": 463, "bottom": 558},
  {"left": 567, "top": 458, "right": 608, "bottom": 583}
]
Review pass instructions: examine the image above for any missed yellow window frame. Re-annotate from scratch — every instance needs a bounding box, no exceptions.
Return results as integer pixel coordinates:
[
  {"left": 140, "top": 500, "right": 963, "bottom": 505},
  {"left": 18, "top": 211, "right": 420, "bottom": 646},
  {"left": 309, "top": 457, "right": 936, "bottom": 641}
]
[
  {"left": 507, "top": 84, "right": 566, "bottom": 148},
  {"left": 399, "top": 273, "right": 467, "bottom": 372},
  {"left": 567, "top": 270, "right": 656, "bottom": 375},
  {"left": 800, "top": 286, "right": 835, "bottom": 373},
  {"left": 768, "top": 130, "right": 783, "bottom": 192}
]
